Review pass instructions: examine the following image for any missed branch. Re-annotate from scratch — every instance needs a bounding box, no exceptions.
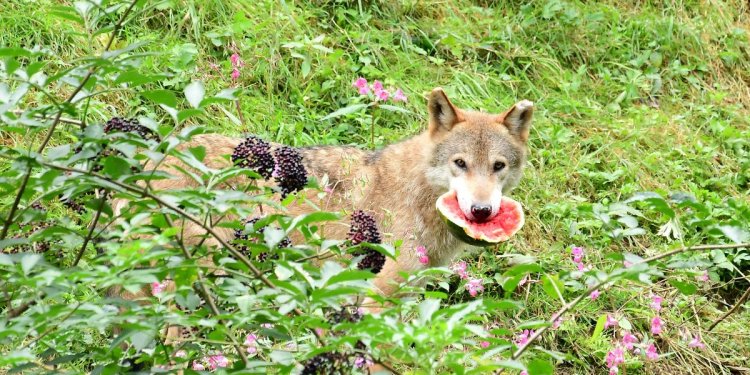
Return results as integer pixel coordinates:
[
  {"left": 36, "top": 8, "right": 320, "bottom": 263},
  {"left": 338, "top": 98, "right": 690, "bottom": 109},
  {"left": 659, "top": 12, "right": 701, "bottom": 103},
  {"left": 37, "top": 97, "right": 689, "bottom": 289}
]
[
  {"left": 73, "top": 192, "right": 107, "bottom": 266},
  {"left": 707, "top": 286, "right": 750, "bottom": 331},
  {"left": 511, "top": 242, "right": 750, "bottom": 360},
  {"left": 0, "top": 0, "right": 139, "bottom": 241}
]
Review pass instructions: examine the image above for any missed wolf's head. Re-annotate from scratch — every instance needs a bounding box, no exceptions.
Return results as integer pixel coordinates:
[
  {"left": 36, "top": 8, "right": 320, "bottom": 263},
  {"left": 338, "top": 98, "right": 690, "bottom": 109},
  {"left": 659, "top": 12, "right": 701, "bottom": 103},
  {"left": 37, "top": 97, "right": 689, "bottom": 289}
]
[{"left": 425, "top": 88, "right": 533, "bottom": 223}]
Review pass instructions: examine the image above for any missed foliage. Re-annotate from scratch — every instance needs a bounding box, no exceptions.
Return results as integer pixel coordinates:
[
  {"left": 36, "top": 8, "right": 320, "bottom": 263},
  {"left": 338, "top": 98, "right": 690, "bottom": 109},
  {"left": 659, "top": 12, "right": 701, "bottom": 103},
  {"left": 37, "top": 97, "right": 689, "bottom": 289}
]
[{"left": 1, "top": 0, "right": 749, "bottom": 374}]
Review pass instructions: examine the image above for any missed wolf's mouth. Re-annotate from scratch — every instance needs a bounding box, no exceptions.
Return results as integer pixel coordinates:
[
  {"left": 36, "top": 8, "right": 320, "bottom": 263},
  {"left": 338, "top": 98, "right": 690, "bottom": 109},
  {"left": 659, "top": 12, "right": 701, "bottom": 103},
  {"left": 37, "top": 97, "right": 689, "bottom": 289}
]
[{"left": 436, "top": 190, "right": 525, "bottom": 246}]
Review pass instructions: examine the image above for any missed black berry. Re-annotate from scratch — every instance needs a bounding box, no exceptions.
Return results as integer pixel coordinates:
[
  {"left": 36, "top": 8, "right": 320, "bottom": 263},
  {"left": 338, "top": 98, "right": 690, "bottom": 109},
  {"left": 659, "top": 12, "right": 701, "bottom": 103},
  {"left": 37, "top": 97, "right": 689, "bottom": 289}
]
[
  {"left": 272, "top": 146, "right": 307, "bottom": 198},
  {"left": 232, "top": 136, "right": 275, "bottom": 179}
]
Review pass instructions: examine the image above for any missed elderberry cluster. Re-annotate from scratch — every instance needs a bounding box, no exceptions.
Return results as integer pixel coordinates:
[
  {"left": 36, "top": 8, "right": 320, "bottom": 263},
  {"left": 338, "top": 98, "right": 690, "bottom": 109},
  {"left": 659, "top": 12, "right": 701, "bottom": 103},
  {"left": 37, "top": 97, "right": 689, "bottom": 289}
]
[
  {"left": 231, "top": 136, "right": 275, "bottom": 179},
  {"left": 104, "top": 117, "right": 158, "bottom": 140},
  {"left": 300, "top": 351, "right": 350, "bottom": 375},
  {"left": 347, "top": 210, "right": 385, "bottom": 273},
  {"left": 233, "top": 216, "right": 291, "bottom": 261},
  {"left": 272, "top": 146, "right": 308, "bottom": 198}
]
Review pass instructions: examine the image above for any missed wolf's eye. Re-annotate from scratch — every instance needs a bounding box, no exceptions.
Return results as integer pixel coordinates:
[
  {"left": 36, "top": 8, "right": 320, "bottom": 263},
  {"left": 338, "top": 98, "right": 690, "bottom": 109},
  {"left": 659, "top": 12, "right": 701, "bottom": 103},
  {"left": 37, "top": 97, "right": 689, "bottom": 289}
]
[
  {"left": 454, "top": 159, "right": 467, "bottom": 169},
  {"left": 493, "top": 161, "right": 506, "bottom": 172}
]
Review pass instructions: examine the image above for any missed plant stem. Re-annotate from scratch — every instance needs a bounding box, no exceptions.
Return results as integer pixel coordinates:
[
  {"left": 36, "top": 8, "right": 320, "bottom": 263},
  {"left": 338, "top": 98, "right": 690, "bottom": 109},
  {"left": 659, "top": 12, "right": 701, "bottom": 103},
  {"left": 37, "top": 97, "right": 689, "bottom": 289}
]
[{"left": 510, "top": 242, "right": 750, "bottom": 360}]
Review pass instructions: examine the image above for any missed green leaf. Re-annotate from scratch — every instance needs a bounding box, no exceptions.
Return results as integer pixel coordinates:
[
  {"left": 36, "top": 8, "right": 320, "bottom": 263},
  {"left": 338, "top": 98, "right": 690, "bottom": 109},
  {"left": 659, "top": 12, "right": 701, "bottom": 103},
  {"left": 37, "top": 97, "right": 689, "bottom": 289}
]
[
  {"left": 142, "top": 89, "right": 178, "bottom": 108},
  {"left": 325, "top": 270, "right": 373, "bottom": 286},
  {"left": 541, "top": 273, "right": 565, "bottom": 302},
  {"left": 184, "top": 81, "right": 205, "bottom": 108},
  {"left": 320, "top": 103, "right": 368, "bottom": 121},
  {"left": 269, "top": 350, "right": 294, "bottom": 365},
  {"left": 418, "top": 299, "right": 441, "bottom": 324},
  {"left": 130, "top": 331, "right": 154, "bottom": 351},
  {"left": 21, "top": 254, "right": 41, "bottom": 275},
  {"left": 102, "top": 156, "right": 130, "bottom": 179},
  {"left": 669, "top": 279, "right": 698, "bottom": 295},
  {"left": 718, "top": 225, "right": 750, "bottom": 243},
  {"left": 590, "top": 314, "right": 607, "bottom": 341},
  {"left": 527, "top": 359, "right": 554, "bottom": 375},
  {"left": 289, "top": 211, "right": 340, "bottom": 231},
  {"left": 378, "top": 104, "right": 412, "bottom": 114}
]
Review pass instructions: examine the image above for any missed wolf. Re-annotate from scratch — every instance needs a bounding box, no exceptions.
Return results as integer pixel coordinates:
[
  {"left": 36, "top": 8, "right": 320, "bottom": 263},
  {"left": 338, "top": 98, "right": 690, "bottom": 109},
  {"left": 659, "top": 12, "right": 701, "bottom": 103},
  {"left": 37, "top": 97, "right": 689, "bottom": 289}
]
[{"left": 125, "top": 88, "right": 534, "bottom": 303}]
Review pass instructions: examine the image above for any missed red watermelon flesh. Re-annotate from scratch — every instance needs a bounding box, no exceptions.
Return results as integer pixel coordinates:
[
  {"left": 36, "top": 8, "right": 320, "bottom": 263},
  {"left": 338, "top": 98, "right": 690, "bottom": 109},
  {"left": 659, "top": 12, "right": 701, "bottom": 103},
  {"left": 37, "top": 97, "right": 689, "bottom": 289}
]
[{"left": 436, "top": 190, "right": 525, "bottom": 246}]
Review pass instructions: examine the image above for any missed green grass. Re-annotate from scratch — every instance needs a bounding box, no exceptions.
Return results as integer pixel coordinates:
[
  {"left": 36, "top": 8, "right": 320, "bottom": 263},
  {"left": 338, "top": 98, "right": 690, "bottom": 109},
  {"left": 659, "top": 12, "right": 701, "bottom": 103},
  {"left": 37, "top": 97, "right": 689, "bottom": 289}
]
[{"left": 2, "top": 0, "right": 749, "bottom": 373}]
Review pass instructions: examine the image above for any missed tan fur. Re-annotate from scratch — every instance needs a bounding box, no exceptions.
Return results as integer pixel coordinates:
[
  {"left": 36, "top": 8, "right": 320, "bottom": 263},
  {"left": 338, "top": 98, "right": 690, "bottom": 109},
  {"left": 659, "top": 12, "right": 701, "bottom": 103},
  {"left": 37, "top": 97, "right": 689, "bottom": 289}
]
[{"left": 113, "top": 88, "right": 534, "bottom": 305}]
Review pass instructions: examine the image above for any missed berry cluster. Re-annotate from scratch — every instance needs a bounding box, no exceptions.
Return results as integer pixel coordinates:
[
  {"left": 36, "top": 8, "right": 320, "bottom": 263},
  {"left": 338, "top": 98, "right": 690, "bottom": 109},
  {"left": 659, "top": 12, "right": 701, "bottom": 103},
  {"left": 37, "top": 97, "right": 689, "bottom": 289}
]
[
  {"left": 103, "top": 117, "right": 158, "bottom": 140},
  {"left": 347, "top": 210, "right": 385, "bottom": 273},
  {"left": 231, "top": 136, "right": 275, "bottom": 179},
  {"left": 272, "top": 146, "right": 308, "bottom": 198},
  {"left": 300, "top": 351, "right": 350, "bottom": 375},
  {"left": 327, "top": 306, "right": 363, "bottom": 325},
  {"left": 233, "top": 216, "right": 291, "bottom": 261}
]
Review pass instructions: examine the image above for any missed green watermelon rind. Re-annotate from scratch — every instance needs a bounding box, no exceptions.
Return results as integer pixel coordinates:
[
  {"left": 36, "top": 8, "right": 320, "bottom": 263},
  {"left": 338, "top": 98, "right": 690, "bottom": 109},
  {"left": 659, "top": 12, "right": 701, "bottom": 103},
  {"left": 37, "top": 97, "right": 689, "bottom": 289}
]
[{"left": 436, "top": 190, "right": 525, "bottom": 247}]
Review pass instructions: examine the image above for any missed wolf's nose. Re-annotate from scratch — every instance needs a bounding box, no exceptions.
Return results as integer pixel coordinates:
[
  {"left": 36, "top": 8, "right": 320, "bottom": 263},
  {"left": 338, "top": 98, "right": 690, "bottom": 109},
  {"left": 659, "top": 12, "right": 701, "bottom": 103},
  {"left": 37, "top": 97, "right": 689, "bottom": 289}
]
[{"left": 470, "top": 204, "right": 492, "bottom": 222}]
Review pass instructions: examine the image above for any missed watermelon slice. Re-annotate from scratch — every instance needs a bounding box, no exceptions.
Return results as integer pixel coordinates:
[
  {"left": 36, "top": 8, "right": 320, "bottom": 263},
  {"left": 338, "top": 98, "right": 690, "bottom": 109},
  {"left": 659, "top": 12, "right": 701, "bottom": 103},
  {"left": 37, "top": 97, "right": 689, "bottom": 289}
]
[{"left": 436, "top": 190, "right": 525, "bottom": 246}]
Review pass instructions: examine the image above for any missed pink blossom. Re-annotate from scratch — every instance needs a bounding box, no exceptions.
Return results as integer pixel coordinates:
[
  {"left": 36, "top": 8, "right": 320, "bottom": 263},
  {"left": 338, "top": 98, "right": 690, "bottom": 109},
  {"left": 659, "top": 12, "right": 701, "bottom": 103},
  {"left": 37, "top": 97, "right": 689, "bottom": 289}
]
[
  {"left": 571, "top": 246, "right": 584, "bottom": 263},
  {"left": 244, "top": 333, "right": 257, "bottom": 346},
  {"left": 623, "top": 260, "right": 633, "bottom": 268},
  {"left": 371, "top": 80, "right": 384, "bottom": 92},
  {"left": 451, "top": 261, "right": 469, "bottom": 279},
  {"left": 353, "top": 77, "right": 369, "bottom": 95},
  {"left": 416, "top": 245, "right": 429, "bottom": 264},
  {"left": 515, "top": 329, "right": 533, "bottom": 346},
  {"left": 260, "top": 323, "right": 274, "bottom": 329},
  {"left": 151, "top": 281, "right": 166, "bottom": 296},
  {"left": 247, "top": 345, "right": 257, "bottom": 355},
  {"left": 354, "top": 355, "right": 372, "bottom": 368},
  {"left": 230, "top": 53, "right": 242, "bottom": 67},
  {"left": 646, "top": 343, "right": 658, "bottom": 360},
  {"left": 605, "top": 315, "right": 619, "bottom": 329},
  {"left": 209, "top": 62, "right": 220, "bottom": 71},
  {"left": 174, "top": 350, "right": 186, "bottom": 358},
  {"left": 392, "top": 89, "right": 407, "bottom": 102},
  {"left": 207, "top": 354, "right": 229, "bottom": 370},
  {"left": 576, "top": 262, "right": 586, "bottom": 271},
  {"left": 518, "top": 274, "right": 529, "bottom": 286},
  {"left": 231, "top": 68, "right": 240, "bottom": 81},
  {"left": 192, "top": 361, "right": 205, "bottom": 371},
  {"left": 552, "top": 317, "right": 563, "bottom": 329},
  {"left": 590, "top": 289, "right": 600, "bottom": 300},
  {"left": 650, "top": 295, "right": 663, "bottom": 312},
  {"left": 622, "top": 332, "right": 638, "bottom": 350},
  {"left": 688, "top": 335, "right": 705, "bottom": 349},
  {"left": 696, "top": 271, "right": 709, "bottom": 282},
  {"left": 480, "top": 340, "right": 490, "bottom": 348},
  {"left": 315, "top": 328, "right": 325, "bottom": 337},
  {"left": 609, "top": 369, "right": 618, "bottom": 375},
  {"left": 466, "top": 278, "right": 484, "bottom": 297},
  {"left": 605, "top": 347, "right": 625, "bottom": 368},
  {"left": 520, "top": 371, "right": 528, "bottom": 375},
  {"left": 375, "top": 89, "right": 390, "bottom": 101},
  {"left": 651, "top": 316, "right": 663, "bottom": 335}
]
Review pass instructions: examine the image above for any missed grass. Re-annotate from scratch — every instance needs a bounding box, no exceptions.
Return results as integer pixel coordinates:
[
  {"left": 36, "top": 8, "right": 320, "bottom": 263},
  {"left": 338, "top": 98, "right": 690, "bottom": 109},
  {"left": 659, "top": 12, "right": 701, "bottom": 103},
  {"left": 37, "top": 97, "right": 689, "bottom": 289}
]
[{"left": 2, "top": 0, "right": 749, "bottom": 373}]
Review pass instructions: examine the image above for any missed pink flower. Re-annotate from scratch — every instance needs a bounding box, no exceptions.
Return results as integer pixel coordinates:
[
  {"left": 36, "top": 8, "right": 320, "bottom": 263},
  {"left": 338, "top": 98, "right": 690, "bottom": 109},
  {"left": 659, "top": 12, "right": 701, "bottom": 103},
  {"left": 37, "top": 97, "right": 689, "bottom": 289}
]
[
  {"left": 192, "top": 361, "right": 205, "bottom": 371},
  {"left": 371, "top": 80, "right": 384, "bottom": 92},
  {"left": 646, "top": 343, "right": 658, "bottom": 360},
  {"left": 451, "top": 261, "right": 469, "bottom": 279},
  {"left": 151, "top": 281, "right": 166, "bottom": 296},
  {"left": 231, "top": 68, "right": 240, "bottom": 81},
  {"left": 590, "top": 289, "right": 600, "bottom": 300},
  {"left": 571, "top": 246, "right": 584, "bottom": 263},
  {"left": 696, "top": 271, "right": 709, "bottom": 282},
  {"left": 576, "top": 262, "right": 586, "bottom": 271},
  {"left": 651, "top": 316, "right": 663, "bottom": 335},
  {"left": 688, "top": 335, "right": 705, "bottom": 349},
  {"left": 207, "top": 354, "right": 229, "bottom": 370},
  {"left": 609, "top": 370, "right": 618, "bottom": 375},
  {"left": 354, "top": 355, "right": 372, "bottom": 368},
  {"left": 515, "top": 330, "right": 533, "bottom": 346},
  {"left": 209, "top": 62, "right": 220, "bottom": 71},
  {"left": 174, "top": 350, "right": 186, "bottom": 358},
  {"left": 247, "top": 345, "right": 257, "bottom": 354},
  {"left": 392, "top": 89, "right": 407, "bottom": 102},
  {"left": 416, "top": 245, "right": 429, "bottom": 264},
  {"left": 520, "top": 371, "right": 528, "bottom": 375},
  {"left": 480, "top": 340, "right": 490, "bottom": 348},
  {"left": 552, "top": 317, "right": 563, "bottom": 329},
  {"left": 466, "top": 278, "right": 484, "bottom": 297},
  {"left": 230, "top": 53, "right": 242, "bottom": 67},
  {"left": 650, "top": 295, "right": 663, "bottom": 312},
  {"left": 518, "top": 274, "right": 529, "bottom": 286},
  {"left": 260, "top": 323, "right": 274, "bottom": 329},
  {"left": 375, "top": 89, "right": 390, "bottom": 101},
  {"left": 353, "top": 77, "right": 369, "bottom": 95},
  {"left": 622, "top": 332, "right": 638, "bottom": 350},
  {"left": 623, "top": 260, "right": 633, "bottom": 268},
  {"left": 605, "top": 347, "right": 625, "bottom": 368},
  {"left": 315, "top": 328, "right": 325, "bottom": 337},
  {"left": 244, "top": 333, "right": 257, "bottom": 346},
  {"left": 605, "top": 315, "right": 619, "bottom": 329}
]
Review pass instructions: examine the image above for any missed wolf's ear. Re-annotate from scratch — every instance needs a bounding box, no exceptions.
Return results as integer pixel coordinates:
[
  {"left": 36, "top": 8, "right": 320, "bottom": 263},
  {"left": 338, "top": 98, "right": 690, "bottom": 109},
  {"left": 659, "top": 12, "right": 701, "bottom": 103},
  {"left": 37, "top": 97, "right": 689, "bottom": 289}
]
[
  {"left": 428, "top": 88, "right": 463, "bottom": 135},
  {"left": 499, "top": 100, "right": 534, "bottom": 142}
]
